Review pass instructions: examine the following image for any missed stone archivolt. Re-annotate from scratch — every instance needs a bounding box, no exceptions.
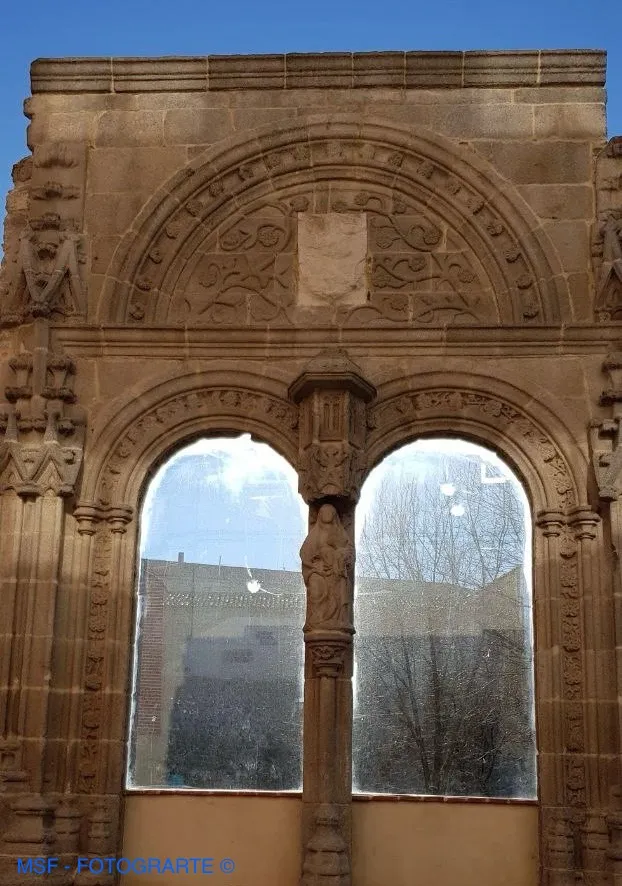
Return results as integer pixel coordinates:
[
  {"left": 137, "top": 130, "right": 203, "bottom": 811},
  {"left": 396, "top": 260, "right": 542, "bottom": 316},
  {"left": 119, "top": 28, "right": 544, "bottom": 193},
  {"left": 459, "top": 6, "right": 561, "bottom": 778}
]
[
  {"left": 79, "top": 366, "right": 299, "bottom": 509},
  {"left": 368, "top": 378, "right": 582, "bottom": 513},
  {"left": 101, "top": 119, "right": 570, "bottom": 328}
]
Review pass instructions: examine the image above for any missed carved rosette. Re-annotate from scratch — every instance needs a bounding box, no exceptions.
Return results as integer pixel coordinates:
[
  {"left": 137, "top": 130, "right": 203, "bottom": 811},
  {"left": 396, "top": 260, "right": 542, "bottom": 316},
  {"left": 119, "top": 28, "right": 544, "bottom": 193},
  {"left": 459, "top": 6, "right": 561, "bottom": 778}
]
[{"left": 289, "top": 350, "right": 376, "bottom": 505}]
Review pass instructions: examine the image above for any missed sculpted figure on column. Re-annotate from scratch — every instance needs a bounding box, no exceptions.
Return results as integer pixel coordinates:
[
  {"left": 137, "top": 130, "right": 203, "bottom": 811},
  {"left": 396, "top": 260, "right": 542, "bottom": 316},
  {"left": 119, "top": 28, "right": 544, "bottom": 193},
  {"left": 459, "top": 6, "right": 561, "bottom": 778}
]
[{"left": 301, "top": 504, "right": 354, "bottom": 632}]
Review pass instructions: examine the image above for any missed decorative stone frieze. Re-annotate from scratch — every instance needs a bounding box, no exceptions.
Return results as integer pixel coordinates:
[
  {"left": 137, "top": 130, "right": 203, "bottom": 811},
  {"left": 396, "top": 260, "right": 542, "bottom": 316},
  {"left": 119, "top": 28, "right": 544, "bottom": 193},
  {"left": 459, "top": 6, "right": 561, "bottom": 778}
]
[{"left": 368, "top": 381, "right": 578, "bottom": 510}]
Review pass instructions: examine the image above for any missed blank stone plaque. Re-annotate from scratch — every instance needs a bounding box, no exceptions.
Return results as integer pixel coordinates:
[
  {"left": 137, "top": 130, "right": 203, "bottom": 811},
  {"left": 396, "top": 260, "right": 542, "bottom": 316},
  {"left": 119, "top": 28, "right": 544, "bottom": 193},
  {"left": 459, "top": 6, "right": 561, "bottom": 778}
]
[{"left": 297, "top": 212, "right": 368, "bottom": 307}]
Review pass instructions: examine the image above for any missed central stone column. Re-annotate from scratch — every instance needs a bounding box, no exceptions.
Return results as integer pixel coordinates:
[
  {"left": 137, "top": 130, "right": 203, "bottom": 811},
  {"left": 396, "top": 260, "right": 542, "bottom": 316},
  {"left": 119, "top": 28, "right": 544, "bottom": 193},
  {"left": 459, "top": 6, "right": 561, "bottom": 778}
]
[{"left": 289, "top": 350, "right": 375, "bottom": 886}]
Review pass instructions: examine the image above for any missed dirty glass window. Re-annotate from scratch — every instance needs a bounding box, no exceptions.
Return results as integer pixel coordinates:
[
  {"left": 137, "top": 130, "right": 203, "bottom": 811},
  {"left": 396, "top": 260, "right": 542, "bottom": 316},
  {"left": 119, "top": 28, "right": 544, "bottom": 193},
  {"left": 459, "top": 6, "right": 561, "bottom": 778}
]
[
  {"left": 127, "top": 435, "right": 307, "bottom": 791},
  {"left": 353, "top": 439, "right": 536, "bottom": 798}
]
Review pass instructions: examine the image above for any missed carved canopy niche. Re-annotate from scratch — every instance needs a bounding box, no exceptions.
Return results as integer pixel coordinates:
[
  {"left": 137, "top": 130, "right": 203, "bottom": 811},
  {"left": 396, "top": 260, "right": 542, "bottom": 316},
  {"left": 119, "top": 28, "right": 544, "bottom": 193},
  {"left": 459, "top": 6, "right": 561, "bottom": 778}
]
[{"left": 100, "top": 119, "right": 571, "bottom": 328}]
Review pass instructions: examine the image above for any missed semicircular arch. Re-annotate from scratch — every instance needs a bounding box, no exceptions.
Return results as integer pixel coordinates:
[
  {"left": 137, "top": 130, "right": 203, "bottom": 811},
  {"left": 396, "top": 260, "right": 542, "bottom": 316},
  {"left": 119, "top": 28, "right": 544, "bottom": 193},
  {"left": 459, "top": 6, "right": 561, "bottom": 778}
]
[
  {"left": 366, "top": 371, "right": 587, "bottom": 515},
  {"left": 100, "top": 117, "right": 571, "bottom": 327},
  {"left": 79, "top": 364, "right": 299, "bottom": 513}
]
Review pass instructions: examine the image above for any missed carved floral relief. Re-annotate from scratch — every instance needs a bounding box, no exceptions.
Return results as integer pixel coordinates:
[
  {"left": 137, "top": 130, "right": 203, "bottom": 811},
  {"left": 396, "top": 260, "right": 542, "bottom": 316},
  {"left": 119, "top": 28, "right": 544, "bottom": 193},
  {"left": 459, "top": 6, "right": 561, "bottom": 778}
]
[{"left": 111, "top": 129, "right": 556, "bottom": 326}]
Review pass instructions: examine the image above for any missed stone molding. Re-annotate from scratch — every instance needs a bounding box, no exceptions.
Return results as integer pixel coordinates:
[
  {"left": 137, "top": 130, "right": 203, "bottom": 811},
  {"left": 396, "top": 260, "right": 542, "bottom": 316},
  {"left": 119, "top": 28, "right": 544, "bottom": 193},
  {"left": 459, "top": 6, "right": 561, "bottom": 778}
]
[
  {"left": 79, "top": 366, "right": 299, "bottom": 509},
  {"left": 100, "top": 118, "right": 572, "bottom": 327},
  {"left": 30, "top": 50, "right": 606, "bottom": 94},
  {"left": 367, "top": 371, "right": 584, "bottom": 513}
]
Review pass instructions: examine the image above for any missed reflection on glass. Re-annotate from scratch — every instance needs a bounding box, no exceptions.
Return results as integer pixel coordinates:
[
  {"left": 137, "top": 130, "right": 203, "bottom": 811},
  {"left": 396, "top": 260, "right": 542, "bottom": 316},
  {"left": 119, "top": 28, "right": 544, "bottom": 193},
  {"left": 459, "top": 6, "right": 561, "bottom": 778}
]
[
  {"left": 353, "top": 439, "right": 536, "bottom": 798},
  {"left": 127, "top": 435, "right": 307, "bottom": 791}
]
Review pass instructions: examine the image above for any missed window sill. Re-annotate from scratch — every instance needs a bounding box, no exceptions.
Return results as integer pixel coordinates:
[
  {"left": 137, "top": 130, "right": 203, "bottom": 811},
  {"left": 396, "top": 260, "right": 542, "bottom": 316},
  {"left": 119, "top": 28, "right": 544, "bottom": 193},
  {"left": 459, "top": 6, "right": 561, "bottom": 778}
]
[{"left": 123, "top": 788, "right": 536, "bottom": 804}]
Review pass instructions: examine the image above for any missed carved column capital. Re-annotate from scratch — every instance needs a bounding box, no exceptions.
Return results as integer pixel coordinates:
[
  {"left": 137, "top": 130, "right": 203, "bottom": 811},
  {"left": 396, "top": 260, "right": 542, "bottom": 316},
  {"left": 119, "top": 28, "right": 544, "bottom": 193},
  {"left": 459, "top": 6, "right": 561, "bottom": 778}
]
[
  {"left": 289, "top": 349, "right": 376, "bottom": 504},
  {"left": 74, "top": 501, "right": 134, "bottom": 535},
  {"left": 73, "top": 501, "right": 106, "bottom": 535},
  {"left": 536, "top": 509, "right": 566, "bottom": 536},
  {"left": 306, "top": 634, "right": 350, "bottom": 678},
  {"left": 107, "top": 505, "right": 134, "bottom": 533},
  {"left": 568, "top": 507, "right": 601, "bottom": 540}
]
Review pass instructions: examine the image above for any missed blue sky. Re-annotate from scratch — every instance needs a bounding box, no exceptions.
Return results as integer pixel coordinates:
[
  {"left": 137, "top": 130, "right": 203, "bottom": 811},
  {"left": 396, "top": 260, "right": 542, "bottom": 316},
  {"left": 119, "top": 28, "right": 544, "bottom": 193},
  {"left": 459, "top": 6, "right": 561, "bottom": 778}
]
[{"left": 1, "top": 0, "right": 621, "bottom": 242}]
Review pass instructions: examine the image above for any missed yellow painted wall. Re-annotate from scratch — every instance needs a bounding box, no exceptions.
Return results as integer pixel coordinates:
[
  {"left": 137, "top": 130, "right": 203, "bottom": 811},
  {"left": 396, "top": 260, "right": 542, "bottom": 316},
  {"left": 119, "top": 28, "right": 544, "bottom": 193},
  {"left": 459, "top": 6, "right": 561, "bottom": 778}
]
[
  {"left": 352, "top": 800, "right": 539, "bottom": 886},
  {"left": 121, "top": 795, "right": 539, "bottom": 886},
  {"left": 121, "top": 795, "right": 302, "bottom": 886}
]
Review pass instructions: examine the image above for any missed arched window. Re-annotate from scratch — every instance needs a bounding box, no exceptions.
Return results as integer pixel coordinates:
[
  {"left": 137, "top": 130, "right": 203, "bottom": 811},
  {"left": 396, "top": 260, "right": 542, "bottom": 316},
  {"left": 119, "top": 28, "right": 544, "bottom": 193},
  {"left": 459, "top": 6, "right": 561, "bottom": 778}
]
[
  {"left": 126, "top": 435, "right": 307, "bottom": 791},
  {"left": 353, "top": 438, "right": 536, "bottom": 798}
]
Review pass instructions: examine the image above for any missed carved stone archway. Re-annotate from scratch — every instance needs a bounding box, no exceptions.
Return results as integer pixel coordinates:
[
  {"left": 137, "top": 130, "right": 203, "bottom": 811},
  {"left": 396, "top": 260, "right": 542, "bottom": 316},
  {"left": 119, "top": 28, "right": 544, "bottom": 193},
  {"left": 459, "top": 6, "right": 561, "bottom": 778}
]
[
  {"left": 99, "top": 118, "right": 572, "bottom": 329},
  {"left": 0, "top": 51, "right": 619, "bottom": 886}
]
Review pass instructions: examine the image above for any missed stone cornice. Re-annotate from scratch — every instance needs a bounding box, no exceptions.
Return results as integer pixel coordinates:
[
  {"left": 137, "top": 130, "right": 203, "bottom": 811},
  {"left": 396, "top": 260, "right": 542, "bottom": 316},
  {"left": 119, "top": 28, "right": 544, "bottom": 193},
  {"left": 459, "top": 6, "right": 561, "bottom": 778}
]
[
  {"left": 50, "top": 323, "right": 622, "bottom": 359},
  {"left": 30, "top": 50, "right": 606, "bottom": 94}
]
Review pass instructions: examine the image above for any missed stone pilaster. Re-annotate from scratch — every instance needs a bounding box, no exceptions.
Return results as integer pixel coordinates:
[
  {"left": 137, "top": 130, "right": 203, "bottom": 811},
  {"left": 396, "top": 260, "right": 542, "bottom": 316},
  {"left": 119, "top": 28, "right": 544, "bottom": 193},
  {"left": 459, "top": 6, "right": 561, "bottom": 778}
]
[{"left": 0, "top": 323, "right": 86, "bottom": 885}]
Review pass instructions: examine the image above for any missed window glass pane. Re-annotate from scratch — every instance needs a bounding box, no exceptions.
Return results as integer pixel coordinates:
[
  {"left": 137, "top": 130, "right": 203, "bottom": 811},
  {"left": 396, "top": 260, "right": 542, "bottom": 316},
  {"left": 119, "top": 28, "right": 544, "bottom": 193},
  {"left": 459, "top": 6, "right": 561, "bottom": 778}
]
[
  {"left": 127, "top": 435, "right": 307, "bottom": 791},
  {"left": 353, "top": 439, "right": 536, "bottom": 798}
]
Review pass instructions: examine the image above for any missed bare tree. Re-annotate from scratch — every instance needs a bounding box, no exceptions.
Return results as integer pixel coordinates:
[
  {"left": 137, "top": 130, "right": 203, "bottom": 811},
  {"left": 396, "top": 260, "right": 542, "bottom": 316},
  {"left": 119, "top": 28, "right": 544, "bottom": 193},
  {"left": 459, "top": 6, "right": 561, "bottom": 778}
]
[{"left": 353, "top": 450, "right": 536, "bottom": 798}]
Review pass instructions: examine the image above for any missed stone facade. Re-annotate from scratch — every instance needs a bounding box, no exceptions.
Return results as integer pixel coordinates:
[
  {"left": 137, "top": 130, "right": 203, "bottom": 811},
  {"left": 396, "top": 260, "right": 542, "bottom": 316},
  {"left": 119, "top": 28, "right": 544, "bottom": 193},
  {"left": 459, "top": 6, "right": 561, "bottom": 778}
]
[{"left": 0, "top": 49, "right": 621, "bottom": 885}]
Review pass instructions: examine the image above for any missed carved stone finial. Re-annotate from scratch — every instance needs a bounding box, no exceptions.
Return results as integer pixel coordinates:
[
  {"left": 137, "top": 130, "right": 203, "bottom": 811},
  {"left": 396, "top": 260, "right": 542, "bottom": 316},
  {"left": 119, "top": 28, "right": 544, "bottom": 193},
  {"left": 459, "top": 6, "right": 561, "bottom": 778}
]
[
  {"left": 289, "top": 350, "right": 376, "bottom": 503},
  {"left": 588, "top": 348, "right": 622, "bottom": 501},
  {"left": 0, "top": 349, "right": 85, "bottom": 498}
]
